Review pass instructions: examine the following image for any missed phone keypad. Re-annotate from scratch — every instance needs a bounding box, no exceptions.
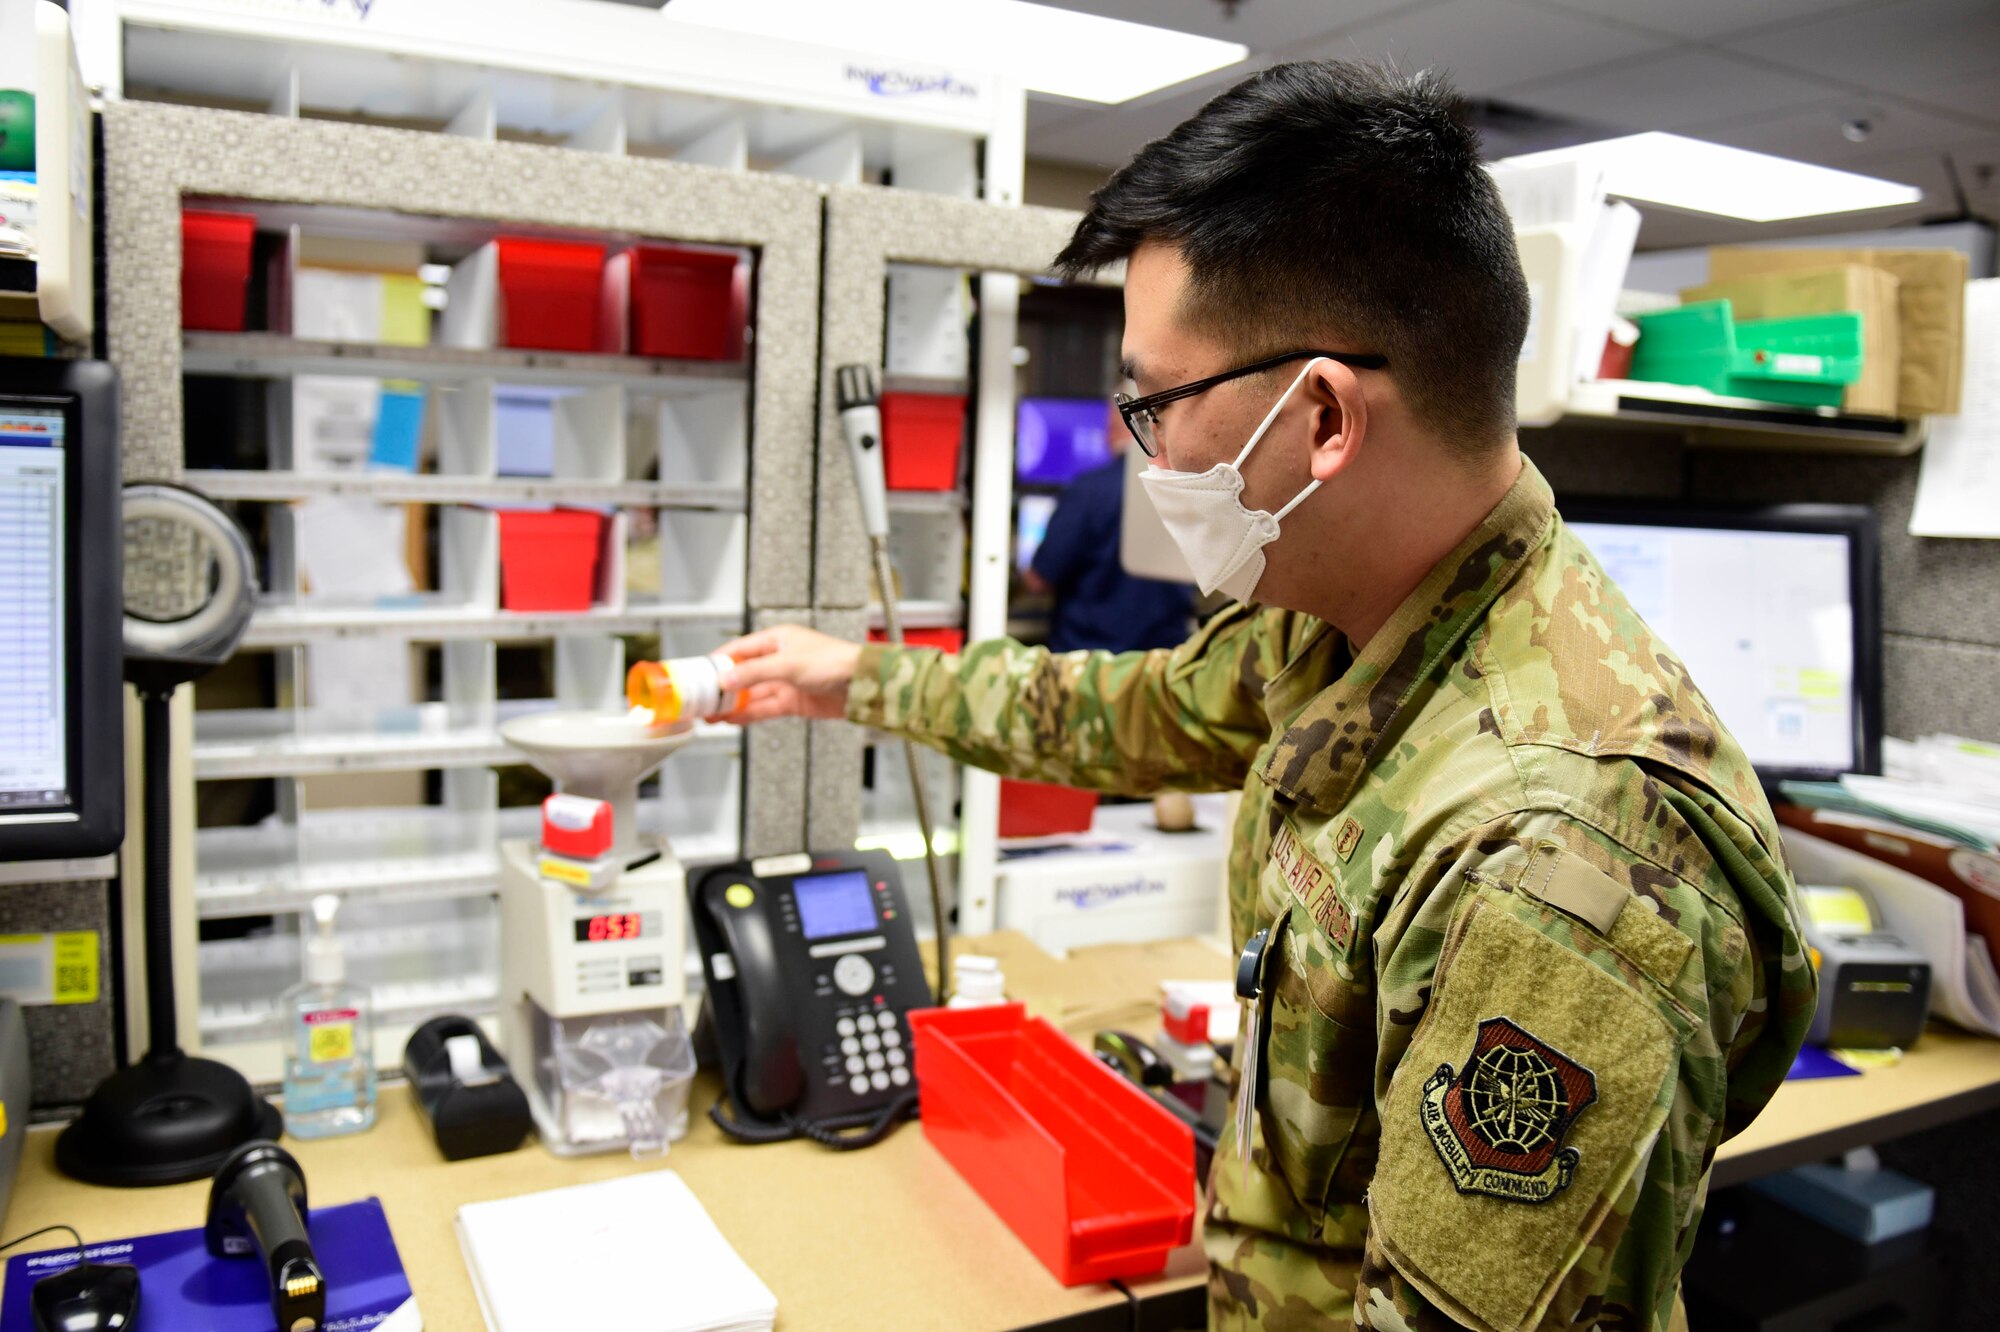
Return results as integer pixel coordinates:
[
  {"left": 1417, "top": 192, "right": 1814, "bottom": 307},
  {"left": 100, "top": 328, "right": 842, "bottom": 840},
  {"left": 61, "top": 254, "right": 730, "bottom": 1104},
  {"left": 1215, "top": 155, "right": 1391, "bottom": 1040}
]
[{"left": 822, "top": 1001, "right": 909, "bottom": 1102}]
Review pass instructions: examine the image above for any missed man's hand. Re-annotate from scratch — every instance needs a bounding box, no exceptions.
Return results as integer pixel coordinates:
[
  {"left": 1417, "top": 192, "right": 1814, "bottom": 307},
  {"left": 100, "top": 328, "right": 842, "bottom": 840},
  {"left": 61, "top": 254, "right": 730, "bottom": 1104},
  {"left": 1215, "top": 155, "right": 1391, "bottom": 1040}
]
[{"left": 717, "top": 624, "right": 865, "bottom": 723}]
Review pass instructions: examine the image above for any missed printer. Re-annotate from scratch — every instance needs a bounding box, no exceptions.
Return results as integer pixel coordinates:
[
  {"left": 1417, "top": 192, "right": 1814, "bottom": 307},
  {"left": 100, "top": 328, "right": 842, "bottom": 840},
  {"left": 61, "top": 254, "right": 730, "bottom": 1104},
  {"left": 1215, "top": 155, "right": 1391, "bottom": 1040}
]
[{"left": 1800, "top": 885, "right": 1932, "bottom": 1050}]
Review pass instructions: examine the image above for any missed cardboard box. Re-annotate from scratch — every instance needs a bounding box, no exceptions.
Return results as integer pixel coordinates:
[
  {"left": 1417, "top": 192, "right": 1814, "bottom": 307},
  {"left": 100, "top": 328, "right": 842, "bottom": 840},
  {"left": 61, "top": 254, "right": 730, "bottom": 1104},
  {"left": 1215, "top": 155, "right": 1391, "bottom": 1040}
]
[
  {"left": 1684, "top": 264, "right": 1901, "bottom": 417},
  {"left": 1709, "top": 246, "right": 1968, "bottom": 417}
]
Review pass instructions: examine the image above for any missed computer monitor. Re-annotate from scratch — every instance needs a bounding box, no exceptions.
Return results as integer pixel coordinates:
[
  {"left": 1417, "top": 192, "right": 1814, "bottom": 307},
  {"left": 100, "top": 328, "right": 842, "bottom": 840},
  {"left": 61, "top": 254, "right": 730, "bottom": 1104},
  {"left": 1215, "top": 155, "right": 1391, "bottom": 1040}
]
[
  {"left": 1016, "top": 397, "right": 1113, "bottom": 486},
  {"left": 0, "top": 359, "right": 122, "bottom": 859},
  {"left": 1015, "top": 494, "right": 1058, "bottom": 574},
  {"left": 1565, "top": 502, "right": 1881, "bottom": 784}
]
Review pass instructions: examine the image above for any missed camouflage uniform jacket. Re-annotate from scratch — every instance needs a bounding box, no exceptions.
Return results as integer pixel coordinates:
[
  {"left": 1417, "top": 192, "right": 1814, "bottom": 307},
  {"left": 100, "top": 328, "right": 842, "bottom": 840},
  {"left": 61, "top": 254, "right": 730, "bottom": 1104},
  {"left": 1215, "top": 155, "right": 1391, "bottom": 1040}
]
[{"left": 847, "top": 458, "right": 1815, "bottom": 1332}]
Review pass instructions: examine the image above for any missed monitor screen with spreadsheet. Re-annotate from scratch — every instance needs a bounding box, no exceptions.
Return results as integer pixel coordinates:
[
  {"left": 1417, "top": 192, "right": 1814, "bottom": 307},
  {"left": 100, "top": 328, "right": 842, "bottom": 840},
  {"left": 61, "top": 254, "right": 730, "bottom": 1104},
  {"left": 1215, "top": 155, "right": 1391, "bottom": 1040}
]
[
  {"left": 0, "top": 407, "right": 68, "bottom": 811},
  {"left": 0, "top": 360, "right": 122, "bottom": 860},
  {"left": 1565, "top": 502, "right": 1881, "bottom": 784}
]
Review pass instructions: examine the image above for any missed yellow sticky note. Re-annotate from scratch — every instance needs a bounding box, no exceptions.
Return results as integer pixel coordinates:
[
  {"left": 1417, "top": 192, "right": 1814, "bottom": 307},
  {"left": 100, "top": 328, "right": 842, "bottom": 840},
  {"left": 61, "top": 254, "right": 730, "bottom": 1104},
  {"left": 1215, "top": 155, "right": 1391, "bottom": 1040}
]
[
  {"left": 1799, "top": 669, "right": 1845, "bottom": 700},
  {"left": 52, "top": 932, "right": 99, "bottom": 1005},
  {"left": 378, "top": 274, "right": 431, "bottom": 347}
]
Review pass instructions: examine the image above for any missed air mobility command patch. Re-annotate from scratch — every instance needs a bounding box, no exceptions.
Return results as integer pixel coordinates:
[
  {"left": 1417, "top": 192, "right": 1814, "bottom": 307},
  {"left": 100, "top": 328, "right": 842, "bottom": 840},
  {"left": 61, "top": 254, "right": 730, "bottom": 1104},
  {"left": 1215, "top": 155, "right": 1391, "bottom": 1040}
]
[{"left": 1420, "top": 1017, "right": 1598, "bottom": 1204}]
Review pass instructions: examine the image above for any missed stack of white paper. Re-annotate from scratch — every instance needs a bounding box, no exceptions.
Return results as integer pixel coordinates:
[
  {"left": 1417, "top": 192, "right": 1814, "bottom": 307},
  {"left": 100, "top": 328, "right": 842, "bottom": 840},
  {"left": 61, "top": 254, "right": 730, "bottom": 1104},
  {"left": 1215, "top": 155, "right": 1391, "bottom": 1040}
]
[{"left": 457, "top": 1172, "right": 777, "bottom": 1332}]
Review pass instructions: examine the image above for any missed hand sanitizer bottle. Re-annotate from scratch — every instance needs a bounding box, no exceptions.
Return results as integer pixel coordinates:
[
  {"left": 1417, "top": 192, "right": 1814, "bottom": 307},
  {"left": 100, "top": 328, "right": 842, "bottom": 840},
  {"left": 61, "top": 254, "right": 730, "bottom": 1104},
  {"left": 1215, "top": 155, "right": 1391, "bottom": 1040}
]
[{"left": 281, "top": 895, "right": 376, "bottom": 1138}]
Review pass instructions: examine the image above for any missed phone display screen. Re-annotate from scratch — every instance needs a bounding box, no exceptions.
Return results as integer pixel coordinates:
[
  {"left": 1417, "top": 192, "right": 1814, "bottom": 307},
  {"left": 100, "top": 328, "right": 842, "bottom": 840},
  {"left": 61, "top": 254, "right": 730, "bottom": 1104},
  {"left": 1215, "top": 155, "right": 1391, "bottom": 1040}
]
[{"left": 793, "top": 870, "right": 877, "bottom": 940}]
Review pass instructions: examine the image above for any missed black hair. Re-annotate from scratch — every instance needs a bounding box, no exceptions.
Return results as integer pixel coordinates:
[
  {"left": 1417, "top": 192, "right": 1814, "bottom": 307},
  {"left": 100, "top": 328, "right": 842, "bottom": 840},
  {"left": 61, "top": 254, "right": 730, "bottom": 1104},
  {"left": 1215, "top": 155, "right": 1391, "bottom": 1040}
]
[{"left": 1054, "top": 60, "right": 1529, "bottom": 450}]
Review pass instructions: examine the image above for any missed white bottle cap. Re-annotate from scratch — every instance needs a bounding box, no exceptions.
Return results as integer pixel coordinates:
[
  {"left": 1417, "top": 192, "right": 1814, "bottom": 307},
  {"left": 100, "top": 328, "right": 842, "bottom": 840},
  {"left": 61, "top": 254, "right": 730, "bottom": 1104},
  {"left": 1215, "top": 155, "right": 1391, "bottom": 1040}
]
[
  {"left": 304, "top": 893, "right": 345, "bottom": 986},
  {"left": 950, "top": 953, "right": 1006, "bottom": 1005}
]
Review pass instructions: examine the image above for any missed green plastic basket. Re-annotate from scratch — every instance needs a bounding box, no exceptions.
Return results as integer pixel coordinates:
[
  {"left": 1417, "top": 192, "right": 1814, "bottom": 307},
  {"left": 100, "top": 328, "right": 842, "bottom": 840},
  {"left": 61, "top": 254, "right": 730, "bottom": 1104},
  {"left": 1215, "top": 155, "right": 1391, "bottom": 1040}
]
[{"left": 1630, "top": 301, "right": 1863, "bottom": 409}]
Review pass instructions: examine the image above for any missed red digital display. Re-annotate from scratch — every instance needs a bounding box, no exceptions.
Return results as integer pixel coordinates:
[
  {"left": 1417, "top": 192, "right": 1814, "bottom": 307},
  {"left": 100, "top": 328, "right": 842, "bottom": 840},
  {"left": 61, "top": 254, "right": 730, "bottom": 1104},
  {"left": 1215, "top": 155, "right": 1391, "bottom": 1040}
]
[{"left": 574, "top": 913, "right": 645, "bottom": 943}]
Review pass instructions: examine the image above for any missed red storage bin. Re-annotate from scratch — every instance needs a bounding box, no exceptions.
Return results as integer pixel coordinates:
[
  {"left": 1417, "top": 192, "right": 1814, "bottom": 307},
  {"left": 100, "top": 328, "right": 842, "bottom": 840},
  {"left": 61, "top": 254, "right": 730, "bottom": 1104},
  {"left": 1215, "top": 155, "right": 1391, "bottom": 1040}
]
[
  {"left": 631, "top": 245, "right": 741, "bottom": 360},
  {"left": 180, "top": 210, "right": 257, "bottom": 332},
  {"left": 867, "top": 627, "right": 966, "bottom": 654},
  {"left": 999, "top": 778, "right": 1098, "bottom": 838},
  {"left": 497, "top": 509, "right": 605, "bottom": 611},
  {"left": 908, "top": 1004, "right": 1195, "bottom": 1286},
  {"left": 880, "top": 392, "right": 968, "bottom": 491},
  {"left": 496, "top": 238, "right": 607, "bottom": 352}
]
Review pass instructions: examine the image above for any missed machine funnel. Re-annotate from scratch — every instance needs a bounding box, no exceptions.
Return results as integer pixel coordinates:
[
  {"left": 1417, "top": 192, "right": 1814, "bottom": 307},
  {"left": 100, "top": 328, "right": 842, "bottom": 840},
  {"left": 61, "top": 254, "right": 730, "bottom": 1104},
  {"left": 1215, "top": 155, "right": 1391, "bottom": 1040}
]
[{"left": 500, "top": 711, "right": 694, "bottom": 864}]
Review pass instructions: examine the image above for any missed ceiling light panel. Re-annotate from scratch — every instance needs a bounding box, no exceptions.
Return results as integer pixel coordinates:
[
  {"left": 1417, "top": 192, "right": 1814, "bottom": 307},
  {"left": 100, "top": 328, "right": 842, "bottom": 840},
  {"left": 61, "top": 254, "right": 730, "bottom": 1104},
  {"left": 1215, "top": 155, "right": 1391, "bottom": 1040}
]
[
  {"left": 1500, "top": 131, "right": 1923, "bottom": 221},
  {"left": 664, "top": 0, "right": 1248, "bottom": 104}
]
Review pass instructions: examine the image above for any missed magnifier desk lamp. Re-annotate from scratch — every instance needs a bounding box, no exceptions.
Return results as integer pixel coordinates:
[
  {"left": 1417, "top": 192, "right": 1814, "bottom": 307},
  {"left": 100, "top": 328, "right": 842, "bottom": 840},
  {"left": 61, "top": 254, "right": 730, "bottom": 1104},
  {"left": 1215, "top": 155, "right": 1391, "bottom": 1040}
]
[{"left": 58, "top": 484, "right": 283, "bottom": 1185}]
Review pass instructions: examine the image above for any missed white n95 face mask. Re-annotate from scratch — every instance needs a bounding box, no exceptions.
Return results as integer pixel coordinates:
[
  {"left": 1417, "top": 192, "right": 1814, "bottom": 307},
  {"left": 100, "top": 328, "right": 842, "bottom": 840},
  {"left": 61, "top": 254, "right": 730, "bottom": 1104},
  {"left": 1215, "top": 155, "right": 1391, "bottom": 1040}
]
[{"left": 1139, "top": 358, "right": 1326, "bottom": 603}]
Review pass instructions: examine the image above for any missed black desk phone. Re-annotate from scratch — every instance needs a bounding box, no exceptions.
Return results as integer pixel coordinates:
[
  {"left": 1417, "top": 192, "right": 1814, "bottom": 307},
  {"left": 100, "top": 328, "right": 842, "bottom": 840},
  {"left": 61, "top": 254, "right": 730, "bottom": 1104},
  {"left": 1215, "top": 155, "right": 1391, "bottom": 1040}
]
[{"left": 692, "top": 850, "right": 930, "bottom": 1148}]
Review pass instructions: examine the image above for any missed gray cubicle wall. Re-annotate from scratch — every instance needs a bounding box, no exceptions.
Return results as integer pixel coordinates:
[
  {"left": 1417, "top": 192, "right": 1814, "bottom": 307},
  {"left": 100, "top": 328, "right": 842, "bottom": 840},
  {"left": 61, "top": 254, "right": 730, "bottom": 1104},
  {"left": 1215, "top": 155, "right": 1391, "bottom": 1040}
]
[
  {"left": 809, "top": 185, "right": 1085, "bottom": 852},
  {"left": 0, "top": 874, "right": 118, "bottom": 1111}
]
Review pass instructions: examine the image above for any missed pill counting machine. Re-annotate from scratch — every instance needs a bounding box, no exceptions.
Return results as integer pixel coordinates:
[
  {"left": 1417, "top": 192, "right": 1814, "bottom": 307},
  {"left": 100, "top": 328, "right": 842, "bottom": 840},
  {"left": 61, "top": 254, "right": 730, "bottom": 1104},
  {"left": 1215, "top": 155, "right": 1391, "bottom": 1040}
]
[{"left": 496, "top": 712, "right": 699, "bottom": 1157}]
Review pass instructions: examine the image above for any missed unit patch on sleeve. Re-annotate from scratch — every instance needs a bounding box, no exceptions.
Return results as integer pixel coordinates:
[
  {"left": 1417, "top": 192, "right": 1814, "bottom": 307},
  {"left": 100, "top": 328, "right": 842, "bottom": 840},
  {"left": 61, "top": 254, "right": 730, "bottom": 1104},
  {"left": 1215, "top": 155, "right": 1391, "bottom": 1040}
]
[
  {"left": 1419, "top": 1016, "right": 1598, "bottom": 1204},
  {"left": 1269, "top": 820, "right": 1353, "bottom": 946}
]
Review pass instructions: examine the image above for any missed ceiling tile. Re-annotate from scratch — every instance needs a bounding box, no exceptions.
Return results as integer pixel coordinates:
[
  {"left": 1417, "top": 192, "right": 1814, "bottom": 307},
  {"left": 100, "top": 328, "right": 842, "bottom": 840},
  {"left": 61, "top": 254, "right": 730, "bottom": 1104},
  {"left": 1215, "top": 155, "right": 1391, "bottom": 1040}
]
[
  {"left": 1499, "top": 48, "right": 1834, "bottom": 130},
  {"left": 1851, "top": 136, "right": 2000, "bottom": 211},
  {"left": 1043, "top": 0, "right": 1424, "bottom": 51},
  {"left": 1522, "top": 0, "right": 1905, "bottom": 42},
  {"left": 1899, "top": 69, "right": 2000, "bottom": 129},
  {"left": 1027, "top": 78, "right": 1251, "bottom": 168},
  {"left": 1724, "top": 0, "right": 2000, "bottom": 101},
  {"left": 1294, "top": 0, "right": 1672, "bottom": 95},
  {"left": 1028, "top": 96, "right": 1090, "bottom": 137},
  {"left": 1683, "top": 96, "right": 1990, "bottom": 168}
]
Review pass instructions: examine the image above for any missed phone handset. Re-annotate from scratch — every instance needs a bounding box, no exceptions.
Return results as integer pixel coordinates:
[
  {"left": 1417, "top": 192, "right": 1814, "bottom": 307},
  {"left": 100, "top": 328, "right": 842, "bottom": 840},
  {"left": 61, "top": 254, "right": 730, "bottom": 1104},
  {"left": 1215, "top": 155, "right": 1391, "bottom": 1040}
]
[{"left": 699, "top": 877, "right": 803, "bottom": 1119}]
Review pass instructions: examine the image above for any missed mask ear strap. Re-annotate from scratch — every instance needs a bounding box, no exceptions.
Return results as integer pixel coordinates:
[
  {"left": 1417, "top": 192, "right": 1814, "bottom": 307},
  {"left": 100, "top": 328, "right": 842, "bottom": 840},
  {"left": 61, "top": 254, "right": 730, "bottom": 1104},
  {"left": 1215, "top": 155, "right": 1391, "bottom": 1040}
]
[
  {"left": 1272, "top": 476, "right": 1321, "bottom": 522},
  {"left": 1231, "top": 357, "right": 1328, "bottom": 470}
]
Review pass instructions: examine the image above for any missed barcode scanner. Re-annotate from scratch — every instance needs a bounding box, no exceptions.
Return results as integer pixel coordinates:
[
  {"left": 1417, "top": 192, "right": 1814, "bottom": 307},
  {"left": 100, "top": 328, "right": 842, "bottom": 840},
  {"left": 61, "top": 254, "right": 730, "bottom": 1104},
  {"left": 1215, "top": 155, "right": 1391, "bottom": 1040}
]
[{"left": 205, "top": 1141, "right": 326, "bottom": 1332}]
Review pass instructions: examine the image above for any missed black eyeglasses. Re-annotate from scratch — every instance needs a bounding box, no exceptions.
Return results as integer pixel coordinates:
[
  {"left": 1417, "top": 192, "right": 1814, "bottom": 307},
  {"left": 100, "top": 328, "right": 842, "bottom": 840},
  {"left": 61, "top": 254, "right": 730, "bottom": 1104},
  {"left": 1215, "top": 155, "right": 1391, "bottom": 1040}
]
[{"left": 1114, "top": 349, "right": 1388, "bottom": 458}]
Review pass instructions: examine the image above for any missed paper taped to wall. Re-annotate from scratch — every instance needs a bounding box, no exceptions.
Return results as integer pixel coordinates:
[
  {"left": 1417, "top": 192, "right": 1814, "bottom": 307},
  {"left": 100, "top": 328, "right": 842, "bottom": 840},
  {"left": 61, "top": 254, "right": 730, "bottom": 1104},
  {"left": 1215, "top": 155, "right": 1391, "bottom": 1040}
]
[{"left": 1911, "top": 278, "right": 2000, "bottom": 538}]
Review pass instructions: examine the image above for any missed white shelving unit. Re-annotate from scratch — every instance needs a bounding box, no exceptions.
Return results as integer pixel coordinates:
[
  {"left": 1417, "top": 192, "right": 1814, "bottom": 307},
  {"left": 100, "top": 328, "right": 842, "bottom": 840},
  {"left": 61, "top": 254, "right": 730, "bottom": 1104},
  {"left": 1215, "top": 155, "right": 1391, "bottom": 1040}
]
[
  {"left": 70, "top": 0, "right": 1013, "bottom": 197},
  {"left": 83, "top": 0, "right": 1044, "bottom": 1064},
  {"left": 175, "top": 198, "right": 760, "bottom": 1076}
]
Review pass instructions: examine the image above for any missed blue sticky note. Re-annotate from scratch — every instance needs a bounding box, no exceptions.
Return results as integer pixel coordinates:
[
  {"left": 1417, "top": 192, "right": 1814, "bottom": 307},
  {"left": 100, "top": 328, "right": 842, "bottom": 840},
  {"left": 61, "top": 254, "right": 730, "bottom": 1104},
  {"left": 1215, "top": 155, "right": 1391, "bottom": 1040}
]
[{"left": 369, "top": 386, "right": 425, "bottom": 472}]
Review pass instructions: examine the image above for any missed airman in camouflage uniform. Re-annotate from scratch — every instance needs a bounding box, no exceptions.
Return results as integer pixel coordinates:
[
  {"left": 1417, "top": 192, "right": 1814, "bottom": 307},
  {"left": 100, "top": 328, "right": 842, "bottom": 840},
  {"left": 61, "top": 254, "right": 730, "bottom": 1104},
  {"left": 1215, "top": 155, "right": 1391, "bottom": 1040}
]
[
  {"left": 721, "top": 57, "right": 1817, "bottom": 1332},
  {"left": 846, "top": 457, "right": 1815, "bottom": 1331}
]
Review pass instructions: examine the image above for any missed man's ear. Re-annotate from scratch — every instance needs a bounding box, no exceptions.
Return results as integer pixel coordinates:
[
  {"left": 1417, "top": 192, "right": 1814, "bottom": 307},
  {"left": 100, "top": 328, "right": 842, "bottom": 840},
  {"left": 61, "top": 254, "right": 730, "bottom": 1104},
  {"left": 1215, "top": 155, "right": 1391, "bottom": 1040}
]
[{"left": 1305, "top": 358, "right": 1366, "bottom": 483}]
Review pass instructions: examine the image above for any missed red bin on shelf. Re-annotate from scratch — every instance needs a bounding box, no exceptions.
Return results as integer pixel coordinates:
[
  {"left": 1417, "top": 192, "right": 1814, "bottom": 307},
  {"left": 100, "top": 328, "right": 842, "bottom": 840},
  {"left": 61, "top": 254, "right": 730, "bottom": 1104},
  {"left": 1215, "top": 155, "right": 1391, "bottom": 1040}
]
[
  {"left": 496, "top": 509, "right": 605, "bottom": 612},
  {"left": 880, "top": 391, "right": 968, "bottom": 491},
  {"left": 496, "top": 237, "right": 607, "bottom": 352},
  {"left": 630, "top": 245, "right": 741, "bottom": 360},
  {"left": 867, "top": 627, "right": 966, "bottom": 654},
  {"left": 908, "top": 1004, "right": 1195, "bottom": 1286},
  {"left": 998, "top": 778, "right": 1098, "bottom": 838},
  {"left": 181, "top": 209, "right": 257, "bottom": 332}
]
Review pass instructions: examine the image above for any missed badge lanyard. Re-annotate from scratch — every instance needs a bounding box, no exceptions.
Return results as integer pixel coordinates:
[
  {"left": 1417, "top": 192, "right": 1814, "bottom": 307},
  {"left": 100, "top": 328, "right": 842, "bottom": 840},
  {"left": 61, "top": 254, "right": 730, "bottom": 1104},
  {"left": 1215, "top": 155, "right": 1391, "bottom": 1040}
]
[{"left": 1232, "top": 908, "right": 1289, "bottom": 1186}]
